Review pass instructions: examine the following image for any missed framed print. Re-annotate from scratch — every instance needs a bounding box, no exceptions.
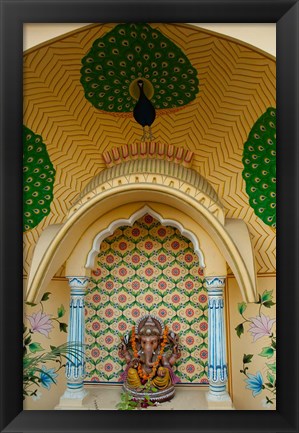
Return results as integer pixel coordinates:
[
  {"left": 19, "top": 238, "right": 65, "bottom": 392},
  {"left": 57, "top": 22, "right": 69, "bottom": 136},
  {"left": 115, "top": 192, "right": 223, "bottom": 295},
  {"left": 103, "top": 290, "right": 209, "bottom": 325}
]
[{"left": 1, "top": 0, "right": 298, "bottom": 432}]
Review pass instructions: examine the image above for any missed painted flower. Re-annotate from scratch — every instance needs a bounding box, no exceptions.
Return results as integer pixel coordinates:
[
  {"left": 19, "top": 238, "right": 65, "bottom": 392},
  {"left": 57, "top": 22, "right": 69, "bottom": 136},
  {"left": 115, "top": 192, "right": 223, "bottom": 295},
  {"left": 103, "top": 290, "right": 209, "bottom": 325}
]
[
  {"left": 26, "top": 311, "right": 53, "bottom": 337},
  {"left": 40, "top": 366, "right": 58, "bottom": 390},
  {"left": 248, "top": 314, "right": 276, "bottom": 342},
  {"left": 245, "top": 371, "right": 264, "bottom": 396}
]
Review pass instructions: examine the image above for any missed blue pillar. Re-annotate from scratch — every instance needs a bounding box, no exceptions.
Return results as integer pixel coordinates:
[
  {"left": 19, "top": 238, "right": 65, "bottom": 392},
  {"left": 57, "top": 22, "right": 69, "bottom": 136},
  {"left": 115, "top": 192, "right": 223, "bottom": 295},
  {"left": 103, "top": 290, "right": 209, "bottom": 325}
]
[
  {"left": 206, "top": 276, "right": 231, "bottom": 402},
  {"left": 63, "top": 276, "right": 89, "bottom": 400}
]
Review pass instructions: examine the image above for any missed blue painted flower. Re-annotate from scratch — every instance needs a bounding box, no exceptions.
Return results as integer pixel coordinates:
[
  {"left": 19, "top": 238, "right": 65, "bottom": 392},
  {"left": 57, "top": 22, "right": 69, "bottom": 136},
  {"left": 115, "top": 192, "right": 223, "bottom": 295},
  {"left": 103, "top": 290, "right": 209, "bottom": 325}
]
[
  {"left": 40, "top": 366, "right": 58, "bottom": 390},
  {"left": 245, "top": 371, "right": 264, "bottom": 397}
]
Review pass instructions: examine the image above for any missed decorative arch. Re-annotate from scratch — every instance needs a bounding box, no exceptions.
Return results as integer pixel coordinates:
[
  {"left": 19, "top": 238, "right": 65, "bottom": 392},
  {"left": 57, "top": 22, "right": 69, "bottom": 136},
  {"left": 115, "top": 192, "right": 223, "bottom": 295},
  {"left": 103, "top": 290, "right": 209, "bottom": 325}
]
[
  {"left": 85, "top": 205, "right": 206, "bottom": 269},
  {"left": 26, "top": 160, "right": 257, "bottom": 304}
]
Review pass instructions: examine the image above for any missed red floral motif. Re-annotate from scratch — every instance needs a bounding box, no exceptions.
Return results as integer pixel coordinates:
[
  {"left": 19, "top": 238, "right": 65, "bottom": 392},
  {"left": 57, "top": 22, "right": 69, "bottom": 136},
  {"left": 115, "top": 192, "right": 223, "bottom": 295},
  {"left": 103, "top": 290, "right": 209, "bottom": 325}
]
[
  {"left": 92, "top": 321, "right": 101, "bottom": 331},
  {"left": 91, "top": 348, "right": 100, "bottom": 358},
  {"left": 200, "top": 378, "right": 209, "bottom": 384},
  {"left": 91, "top": 376, "right": 100, "bottom": 382},
  {"left": 104, "top": 363, "right": 113, "bottom": 372},
  {"left": 186, "top": 308, "right": 194, "bottom": 317},
  {"left": 85, "top": 308, "right": 88, "bottom": 316},
  {"left": 199, "top": 322, "right": 208, "bottom": 331},
  {"left": 132, "top": 254, "right": 140, "bottom": 263},
  {"left": 158, "top": 254, "right": 167, "bottom": 263},
  {"left": 199, "top": 294, "right": 207, "bottom": 303},
  {"left": 118, "top": 267, "right": 127, "bottom": 276},
  {"left": 200, "top": 349, "right": 208, "bottom": 359},
  {"left": 105, "top": 335, "right": 114, "bottom": 344},
  {"left": 185, "top": 280, "right": 194, "bottom": 290},
  {"left": 145, "top": 241, "right": 153, "bottom": 250},
  {"left": 105, "top": 308, "right": 114, "bottom": 318},
  {"left": 119, "top": 241, "right": 127, "bottom": 251},
  {"left": 171, "top": 294, "right": 181, "bottom": 304},
  {"left": 171, "top": 241, "right": 180, "bottom": 250},
  {"left": 145, "top": 294, "right": 154, "bottom": 303},
  {"left": 132, "top": 308, "right": 140, "bottom": 318},
  {"left": 132, "top": 228, "right": 140, "bottom": 237},
  {"left": 186, "top": 336, "right": 195, "bottom": 345},
  {"left": 172, "top": 322, "right": 181, "bottom": 331},
  {"left": 172, "top": 267, "right": 180, "bottom": 276},
  {"left": 186, "top": 364, "right": 195, "bottom": 373},
  {"left": 145, "top": 267, "right": 154, "bottom": 277},
  {"left": 92, "top": 294, "right": 101, "bottom": 303},
  {"left": 93, "top": 268, "right": 101, "bottom": 276},
  {"left": 118, "top": 294, "right": 127, "bottom": 303},
  {"left": 118, "top": 322, "right": 127, "bottom": 331},
  {"left": 158, "top": 281, "right": 167, "bottom": 290},
  {"left": 185, "top": 253, "right": 193, "bottom": 263},
  {"left": 106, "top": 255, "right": 114, "bottom": 264},
  {"left": 132, "top": 281, "right": 140, "bottom": 290},
  {"left": 157, "top": 228, "right": 166, "bottom": 237},
  {"left": 144, "top": 215, "right": 153, "bottom": 224},
  {"left": 158, "top": 309, "right": 167, "bottom": 318},
  {"left": 105, "top": 281, "right": 114, "bottom": 290},
  {"left": 198, "top": 268, "right": 204, "bottom": 276}
]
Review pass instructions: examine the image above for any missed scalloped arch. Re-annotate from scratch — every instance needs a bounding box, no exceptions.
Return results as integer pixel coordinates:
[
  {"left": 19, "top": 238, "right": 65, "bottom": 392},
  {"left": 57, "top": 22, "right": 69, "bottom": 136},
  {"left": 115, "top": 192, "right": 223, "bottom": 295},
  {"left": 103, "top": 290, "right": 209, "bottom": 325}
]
[{"left": 85, "top": 205, "right": 205, "bottom": 269}]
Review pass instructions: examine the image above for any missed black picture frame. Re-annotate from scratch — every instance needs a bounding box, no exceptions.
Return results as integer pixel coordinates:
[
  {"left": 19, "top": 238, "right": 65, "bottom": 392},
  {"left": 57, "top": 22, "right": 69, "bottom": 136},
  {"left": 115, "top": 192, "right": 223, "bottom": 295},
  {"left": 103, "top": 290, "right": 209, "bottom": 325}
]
[{"left": 1, "top": 1, "right": 298, "bottom": 432}]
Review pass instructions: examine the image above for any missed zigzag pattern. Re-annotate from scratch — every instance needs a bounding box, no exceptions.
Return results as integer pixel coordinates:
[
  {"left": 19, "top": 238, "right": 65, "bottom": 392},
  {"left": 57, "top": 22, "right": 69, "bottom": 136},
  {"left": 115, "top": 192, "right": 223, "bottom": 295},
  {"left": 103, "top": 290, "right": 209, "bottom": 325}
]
[{"left": 23, "top": 23, "right": 276, "bottom": 276}]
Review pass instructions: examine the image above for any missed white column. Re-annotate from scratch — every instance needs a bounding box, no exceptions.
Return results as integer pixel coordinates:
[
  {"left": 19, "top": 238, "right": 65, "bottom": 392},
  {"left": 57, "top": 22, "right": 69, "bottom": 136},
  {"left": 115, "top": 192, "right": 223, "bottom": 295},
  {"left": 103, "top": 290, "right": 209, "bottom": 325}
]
[
  {"left": 57, "top": 276, "right": 89, "bottom": 407},
  {"left": 205, "top": 276, "right": 232, "bottom": 404}
]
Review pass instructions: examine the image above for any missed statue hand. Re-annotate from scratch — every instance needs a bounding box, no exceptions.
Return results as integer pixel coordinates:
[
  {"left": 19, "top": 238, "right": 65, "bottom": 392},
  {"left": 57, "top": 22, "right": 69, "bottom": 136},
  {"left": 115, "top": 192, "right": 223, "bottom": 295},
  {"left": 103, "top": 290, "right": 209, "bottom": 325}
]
[{"left": 157, "top": 368, "right": 166, "bottom": 377}]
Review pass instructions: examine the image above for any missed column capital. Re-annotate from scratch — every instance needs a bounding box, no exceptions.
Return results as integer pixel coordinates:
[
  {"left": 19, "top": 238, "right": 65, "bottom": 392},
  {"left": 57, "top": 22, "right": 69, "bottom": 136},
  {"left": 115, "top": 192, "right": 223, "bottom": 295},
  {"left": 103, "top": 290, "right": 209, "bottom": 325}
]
[
  {"left": 205, "top": 276, "right": 226, "bottom": 290},
  {"left": 66, "top": 276, "right": 90, "bottom": 294}
]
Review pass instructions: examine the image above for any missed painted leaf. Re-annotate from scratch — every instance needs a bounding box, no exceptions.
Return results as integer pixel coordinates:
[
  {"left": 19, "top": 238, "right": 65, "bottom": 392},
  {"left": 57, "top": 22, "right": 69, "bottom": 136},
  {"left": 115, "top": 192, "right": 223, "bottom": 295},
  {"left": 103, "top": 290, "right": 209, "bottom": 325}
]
[
  {"left": 25, "top": 301, "right": 37, "bottom": 307},
  {"left": 57, "top": 304, "right": 65, "bottom": 318},
  {"left": 263, "top": 300, "right": 276, "bottom": 308},
  {"left": 59, "top": 322, "right": 68, "bottom": 333},
  {"left": 24, "top": 335, "right": 32, "bottom": 346},
  {"left": 266, "top": 362, "right": 276, "bottom": 374},
  {"left": 243, "top": 354, "right": 253, "bottom": 364},
  {"left": 259, "top": 347, "right": 274, "bottom": 358},
  {"left": 261, "top": 289, "right": 273, "bottom": 302},
  {"left": 41, "top": 292, "right": 51, "bottom": 302},
  {"left": 238, "top": 302, "right": 247, "bottom": 315},
  {"left": 267, "top": 371, "right": 275, "bottom": 384},
  {"left": 235, "top": 323, "right": 244, "bottom": 338},
  {"left": 29, "top": 342, "right": 44, "bottom": 353}
]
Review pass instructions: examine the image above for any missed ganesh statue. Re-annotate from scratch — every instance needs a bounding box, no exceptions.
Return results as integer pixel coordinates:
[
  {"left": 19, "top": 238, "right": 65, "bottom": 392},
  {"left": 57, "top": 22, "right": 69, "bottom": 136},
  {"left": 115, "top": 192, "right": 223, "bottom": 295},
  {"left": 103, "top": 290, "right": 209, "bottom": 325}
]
[{"left": 118, "top": 315, "right": 181, "bottom": 402}]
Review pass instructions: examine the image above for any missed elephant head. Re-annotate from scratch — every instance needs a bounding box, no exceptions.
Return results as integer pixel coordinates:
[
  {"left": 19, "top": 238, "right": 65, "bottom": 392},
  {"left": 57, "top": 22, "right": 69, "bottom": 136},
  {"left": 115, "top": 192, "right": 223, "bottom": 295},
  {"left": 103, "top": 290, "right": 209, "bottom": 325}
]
[{"left": 135, "top": 315, "right": 164, "bottom": 368}]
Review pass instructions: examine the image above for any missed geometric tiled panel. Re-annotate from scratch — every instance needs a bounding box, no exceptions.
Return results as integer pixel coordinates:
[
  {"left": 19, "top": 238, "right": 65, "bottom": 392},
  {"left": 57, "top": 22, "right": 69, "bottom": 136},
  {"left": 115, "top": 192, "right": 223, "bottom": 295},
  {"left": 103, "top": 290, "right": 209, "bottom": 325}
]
[{"left": 85, "top": 214, "right": 208, "bottom": 384}]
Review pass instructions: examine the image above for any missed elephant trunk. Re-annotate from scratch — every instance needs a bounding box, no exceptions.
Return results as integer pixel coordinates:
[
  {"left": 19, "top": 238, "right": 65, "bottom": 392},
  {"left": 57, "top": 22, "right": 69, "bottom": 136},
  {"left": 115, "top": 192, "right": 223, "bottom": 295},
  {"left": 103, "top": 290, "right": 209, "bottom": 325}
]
[{"left": 144, "top": 349, "right": 155, "bottom": 368}]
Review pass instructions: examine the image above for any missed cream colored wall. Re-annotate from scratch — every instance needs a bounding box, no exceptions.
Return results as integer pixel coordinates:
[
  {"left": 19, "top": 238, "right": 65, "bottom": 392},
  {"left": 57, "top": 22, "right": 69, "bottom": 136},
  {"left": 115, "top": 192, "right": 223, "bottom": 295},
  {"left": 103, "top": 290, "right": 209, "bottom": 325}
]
[
  {"left": 227, "top": 276, "right": 276, "bottom": 410},
  {"left": 23, "top": 279, "right": 69, "bottom": 410},
  {"left": 23, "top": 23, "right": 276, "bottom": 57}
]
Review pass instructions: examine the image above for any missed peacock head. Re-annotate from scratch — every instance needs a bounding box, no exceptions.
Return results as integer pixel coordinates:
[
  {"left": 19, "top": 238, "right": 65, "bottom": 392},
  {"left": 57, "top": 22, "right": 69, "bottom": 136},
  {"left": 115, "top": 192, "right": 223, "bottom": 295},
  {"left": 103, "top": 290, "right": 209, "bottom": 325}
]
[{"left": 137, "top": 79, "right": 144, "bottom": 88}]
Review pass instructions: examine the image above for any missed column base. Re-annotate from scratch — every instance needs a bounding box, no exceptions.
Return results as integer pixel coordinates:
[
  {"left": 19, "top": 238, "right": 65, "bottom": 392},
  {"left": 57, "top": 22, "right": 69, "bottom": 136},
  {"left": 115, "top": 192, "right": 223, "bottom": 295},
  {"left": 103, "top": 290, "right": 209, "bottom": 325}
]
[
  {"left": 205, "top": 383, "right": 234, "bottom": 410},
  {"left": 55, "top": 386, "right": 89, "bottom": 410}
]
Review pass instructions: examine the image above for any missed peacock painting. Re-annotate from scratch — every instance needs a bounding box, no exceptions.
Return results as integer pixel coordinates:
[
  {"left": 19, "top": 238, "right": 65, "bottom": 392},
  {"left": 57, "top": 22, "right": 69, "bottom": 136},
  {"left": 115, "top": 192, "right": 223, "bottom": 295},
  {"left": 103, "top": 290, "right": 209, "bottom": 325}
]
[
  {"left": 242, "top": 108, "right": 276, "bottom": 229},
  {"left": 80, "top": 23, "right": 199, "bottom": 140},
  {"left": 23, "top": 126, "right": 56, "bottom": 232}
]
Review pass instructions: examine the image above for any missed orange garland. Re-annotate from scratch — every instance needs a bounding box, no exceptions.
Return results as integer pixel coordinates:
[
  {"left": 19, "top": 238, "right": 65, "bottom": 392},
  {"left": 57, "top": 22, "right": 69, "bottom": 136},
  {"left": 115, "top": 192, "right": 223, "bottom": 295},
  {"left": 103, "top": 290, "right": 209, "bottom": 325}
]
[{"left": 131, "top": 325, "right": 168, "bottom": 382}]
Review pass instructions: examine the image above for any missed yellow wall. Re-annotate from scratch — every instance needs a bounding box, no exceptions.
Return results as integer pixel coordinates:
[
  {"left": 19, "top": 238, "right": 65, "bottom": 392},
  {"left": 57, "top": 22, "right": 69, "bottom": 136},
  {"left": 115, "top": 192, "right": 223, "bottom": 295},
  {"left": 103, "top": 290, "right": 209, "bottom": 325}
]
[
  {"left": 228, "top": 276, "right": 276, "bottom": 410},
  {"left": 23, "top": 279, "right": 69, "bottom": 410}
]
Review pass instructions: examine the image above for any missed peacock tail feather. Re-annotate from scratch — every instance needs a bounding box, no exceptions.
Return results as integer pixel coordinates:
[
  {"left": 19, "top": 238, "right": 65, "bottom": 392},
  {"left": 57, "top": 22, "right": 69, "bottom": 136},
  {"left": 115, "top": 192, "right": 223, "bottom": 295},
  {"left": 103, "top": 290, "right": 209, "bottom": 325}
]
[
  {"left": 80, "top": 23, "right": 199, "bottom": 115},
  {"left": 23, "top": 126, "right": 56, "bottom": 232},
  {"left": 242, "top": 108, "right": 276, "bottom": 229}
]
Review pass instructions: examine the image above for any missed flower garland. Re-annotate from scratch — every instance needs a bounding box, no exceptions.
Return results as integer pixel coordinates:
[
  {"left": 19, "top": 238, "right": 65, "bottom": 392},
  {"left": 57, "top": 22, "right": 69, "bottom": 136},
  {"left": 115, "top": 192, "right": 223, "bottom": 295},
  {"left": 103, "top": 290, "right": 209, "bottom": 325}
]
[{"left": 131, "top": 325, "right": 168, "bottom": 382}]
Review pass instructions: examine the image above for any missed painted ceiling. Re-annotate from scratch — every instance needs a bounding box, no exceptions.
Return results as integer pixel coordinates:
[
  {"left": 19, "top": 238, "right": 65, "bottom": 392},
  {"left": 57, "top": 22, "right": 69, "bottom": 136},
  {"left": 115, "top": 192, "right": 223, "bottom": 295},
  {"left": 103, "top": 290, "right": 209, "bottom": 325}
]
[{"left": 23, "top": 23, "right": 276, "bottom": 276}]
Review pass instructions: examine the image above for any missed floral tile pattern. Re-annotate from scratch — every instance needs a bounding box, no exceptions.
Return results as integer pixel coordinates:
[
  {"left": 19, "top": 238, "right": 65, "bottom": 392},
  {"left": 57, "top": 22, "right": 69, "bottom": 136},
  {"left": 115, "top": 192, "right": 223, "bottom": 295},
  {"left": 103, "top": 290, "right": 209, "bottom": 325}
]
[{"left": 85, "top": 214, "right": 208, "bottom": 384}]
